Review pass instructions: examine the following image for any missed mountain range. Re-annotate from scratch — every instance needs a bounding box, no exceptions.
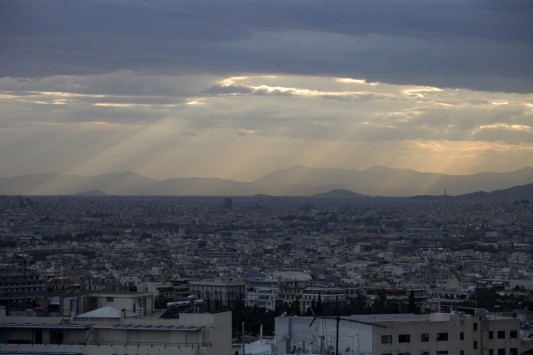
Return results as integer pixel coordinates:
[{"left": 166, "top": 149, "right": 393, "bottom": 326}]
[{"left": 1, "top": 165, "right": 533, "bottom": 197}]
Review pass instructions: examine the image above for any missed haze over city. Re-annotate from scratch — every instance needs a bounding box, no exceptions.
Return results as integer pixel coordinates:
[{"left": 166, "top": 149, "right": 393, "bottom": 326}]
[
  {"left": 1, "top": 3, "right": 533, "bottom": 354},
  {"left": 1, "top": 0, "right": 532, "bottom": 184}
]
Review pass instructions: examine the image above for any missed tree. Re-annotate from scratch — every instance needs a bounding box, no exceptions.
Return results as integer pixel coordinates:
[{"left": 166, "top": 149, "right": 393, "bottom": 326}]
[
  {"left": 154, "top": 296, "right": 172, "bottom": 309},
  {"left": 316, "top": 293, "right": 323, "bottom": 314},
  {"left": 371, "top": 290, "right": 387, "bottom": 314},
  {"left": 408, "top": 290, "right": 417, "bottom": 313}
]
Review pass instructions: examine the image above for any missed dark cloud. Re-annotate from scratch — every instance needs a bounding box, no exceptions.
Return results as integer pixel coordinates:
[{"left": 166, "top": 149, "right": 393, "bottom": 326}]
[
  {"left": 1, "top": 0, "right": 532, "bottom": 92},
  {"left": 203, "top": 85, "right": 254, "bottom": 95}
]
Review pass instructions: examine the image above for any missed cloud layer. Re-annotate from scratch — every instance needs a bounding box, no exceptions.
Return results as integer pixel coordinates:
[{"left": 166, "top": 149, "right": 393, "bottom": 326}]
[
  {"left": 1, "top": 0, "right": 532, "bottom": 91},
  {"left": 1, "top": 1, "right": 532, "bottom": 182},
  {"left": 1, "top": 72, "right": 532, "bottom": 180}
]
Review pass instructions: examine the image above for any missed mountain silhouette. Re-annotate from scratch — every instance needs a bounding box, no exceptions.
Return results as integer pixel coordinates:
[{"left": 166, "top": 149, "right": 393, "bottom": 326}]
[{"left": 1, "top": 166, "right": 533, "bottom": 197}]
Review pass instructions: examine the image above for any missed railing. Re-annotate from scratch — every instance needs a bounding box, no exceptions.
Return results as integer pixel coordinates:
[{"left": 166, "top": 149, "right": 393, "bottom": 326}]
[
  {"left": 3, "top": 339, "right": 211, "bottom": 348},
  {"left": 86, "top": 341, "right": 210, "bottom": 348},
  {"left": 7, "top": 309, "right": 62, "bottom": 317}
]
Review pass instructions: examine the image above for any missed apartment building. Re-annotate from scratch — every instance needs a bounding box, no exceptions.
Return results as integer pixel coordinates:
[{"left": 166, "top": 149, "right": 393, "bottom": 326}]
[
  {"left": 0, "top": 292, "right": 231, "bottom": 355},
  {"left": 245, "top": 278, "right": 279, "bottom": 311},
  {"left": 189, "top": 279, "right": 245, "bottom": 309},
  {"left": 275, "top": 310, "right": 520, "bottom": 355},
  {"left": 0, "top": 265, "right": 46, "bottom": 308},
  {"left": 300, "top": 287, "right": 346, "bottom": 313}
]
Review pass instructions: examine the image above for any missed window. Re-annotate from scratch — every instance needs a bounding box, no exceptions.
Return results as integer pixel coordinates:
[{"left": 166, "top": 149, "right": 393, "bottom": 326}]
[
  {"left": 421, "top": 352, "right": 429, "bottom": 355},
  {"left": 510, "top": 348, "right": 518, "bottom": 355},
  {"left": 381, "top": 353, "right": 393, "bottom": 355},
  {"left": 437, "top": 332, "right": 448, "bottom": 341},
  {"left": 106, "top": 296, "right": 114, "bottom": 302},
  {"left": 398, "top": 353, "right": 410, "bottom": 355},
  {"left": 510, "top": 330, "right": 518, "bottom": 339},
  {"left": 460, "top": 351, "right": 465, "bottom": 355},
  {"left": 489, "top": 350, "right": 494, "bottom": 355},
  {"left": 474, "top": 341, "right": 478, "bottom": 349},
  {"left": 498, "top": 331, "right": 505, "bottom": 339},
  {"left": 498, "top": 349, "right": 505, "bottom": 355},
  {"left": 460, "top": 331, "right": 464, "bottom": 340},
  {"left": 398, "top": 334, "right": 411, "bottom": 343},
  {"left": 489, "top": 331, "right": 494, "bottom": 339},
  {"left": 381, "top": 335, "right": 392, "bottom": 344},
  {"left": 474, "top": 323, "right": 478, "bottom": 331},
  {"left": 421, "top": 333, "right": 429, "bottom": 342},
  {"left": 437, "top": 352, "right": 448, "bottom": 355}
]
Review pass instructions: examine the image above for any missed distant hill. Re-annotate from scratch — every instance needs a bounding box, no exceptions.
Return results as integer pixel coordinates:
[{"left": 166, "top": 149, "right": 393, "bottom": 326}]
[
  {"left": 455, "top": 182, "right": 533, "bottom": 202},
  {"left": 145, "top": 177, "right": 257, "bottom": 196},
  {"left": 313, "top": 189, "right": 365, "bottom": 198},
  {"left": 0, "top": 171, "right": 156, "bottom": 195},
  {"left": 253, "top": 165, "right": 533, "bottom": 196},
  {"left": 1, "top": 166, "right": 533, "bottom": 197}
]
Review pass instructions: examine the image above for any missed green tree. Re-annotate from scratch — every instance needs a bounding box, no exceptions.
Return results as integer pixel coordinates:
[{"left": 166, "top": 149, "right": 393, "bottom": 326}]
[
  {"left": 154, "top": 296, "right": 172, "bottom": 309},
  {"left": 371, "top": 290, "right": 387, "bottom": 314},
  {"left": 408, "top": 290, "right": 417, "bottom": 314},
  {"left": 316, "top": 293, "right": 323, "bottom": 314}
]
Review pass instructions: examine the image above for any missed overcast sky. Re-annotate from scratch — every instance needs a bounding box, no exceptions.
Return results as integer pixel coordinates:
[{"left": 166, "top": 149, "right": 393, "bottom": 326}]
[{"left": 1, "top": 0, "right": 532, "bottom": 181}]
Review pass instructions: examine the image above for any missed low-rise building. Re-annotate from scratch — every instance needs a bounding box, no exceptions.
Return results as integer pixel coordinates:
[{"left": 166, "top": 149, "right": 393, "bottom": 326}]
[
  {"left": 0, "top": 265, "right": 46, "bottom": 308},
  {"left": 0, "top": 291, "right": 231, "bottom": 355},
  {"left": 300, "top": 287, "right": 346, "bottom": 313},
  {"left": 189, "top": 279, "right": 245, "bottom": 309},
  {"left": 275, "top": 310, "right": 520, "bottom": 355},
  {"left": 245, "top": 279, "right": 279, "bottom": 311}
]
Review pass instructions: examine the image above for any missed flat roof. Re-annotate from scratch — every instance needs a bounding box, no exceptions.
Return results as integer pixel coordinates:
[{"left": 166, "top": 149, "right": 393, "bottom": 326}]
[
  {"left": 0, "top": 323, "right": 89, "bottom": 330},
  {"left": 89, "top": 292, "right": 153, "bottom": 297},
  {"left": 189, "top": 279, "right": 244, "bottom": 286},
  {"left": 112, "top": 324, "right": 200, "bottom": 331},
  {"left": 348, "top": 314, "right": 432, "bottom": 323}
]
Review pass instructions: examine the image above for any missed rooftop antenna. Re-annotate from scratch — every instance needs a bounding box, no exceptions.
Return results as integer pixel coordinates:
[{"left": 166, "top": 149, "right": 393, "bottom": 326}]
[
  {"left": 242, "top": 321, "right": 245, "bottom": 355},
  {"left": 308, "top": 303, "right": 389, "bottom": 355}
]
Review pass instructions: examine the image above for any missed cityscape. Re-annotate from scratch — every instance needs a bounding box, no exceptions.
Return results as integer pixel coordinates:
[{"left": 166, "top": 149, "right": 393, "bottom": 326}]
[
  {"left": 0, "top": 189, "right": 532, "bottom": 354},
  {"left": 1, "top": 0, "right": 533, "bottom": 354}
]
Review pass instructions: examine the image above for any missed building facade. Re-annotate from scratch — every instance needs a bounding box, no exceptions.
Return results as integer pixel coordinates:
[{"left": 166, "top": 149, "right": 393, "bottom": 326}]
[
  {"left": 245, "top": 279, "right": 279, "bottom": 311},
  {"left": 275, "top": 310, "right": 521, "bottom": 355},
  {"left": 0, "top": 265, "right": 46, "bottom": 308},
  {"left": 189, "top": 279, "right": 245, "bottom": 309},
  {"left": 0, "top": 292, "right": 231, "bottom": 355}
]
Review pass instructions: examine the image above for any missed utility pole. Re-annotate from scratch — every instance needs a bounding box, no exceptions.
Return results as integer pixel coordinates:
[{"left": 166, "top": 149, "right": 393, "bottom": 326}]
[
  {"left": 241, "top": 321, "right": 245, "bottom": 355},
  {"left": 335, "top": 312, "right": 340, "bottom": 355},
  {"left": 308, "top": 306, "right": 389, "bottom": 355}
]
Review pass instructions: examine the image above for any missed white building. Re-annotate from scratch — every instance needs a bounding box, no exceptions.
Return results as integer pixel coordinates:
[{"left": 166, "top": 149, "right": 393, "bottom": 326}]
[
  {"left": 189, "top": 279, "right": 245, "bottom": 309},
  {"left": 300, "top": 287, "right": 346, "bottom": 313},
  {"left": 245, "top": 279, "right": 279, "bottom": 311},
  {"left": 275, "top": 310, "right": 520, "bottom": 355},
  {"left": 0, "top": 292, "right": 231, "bottom": 355}
]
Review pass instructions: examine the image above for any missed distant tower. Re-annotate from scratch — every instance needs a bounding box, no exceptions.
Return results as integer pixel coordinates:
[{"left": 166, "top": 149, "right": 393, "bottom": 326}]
[{"left": 224, "top": 198, "right": 233, "bottom": 209}]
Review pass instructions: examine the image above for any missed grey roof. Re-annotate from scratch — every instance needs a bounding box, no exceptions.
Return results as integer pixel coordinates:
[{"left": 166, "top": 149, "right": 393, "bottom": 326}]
[
  {"left": 348, "top": 314, "right": 433, "bottom": 323},
  {"left": 112, "top": 324, "right": 200, "bottom": 331},
  {"left": 75, "top": 305, "right": 122, "bottom": 319},
  {"left": 0, "top": 323, "right": 89, "bottom": 329}
]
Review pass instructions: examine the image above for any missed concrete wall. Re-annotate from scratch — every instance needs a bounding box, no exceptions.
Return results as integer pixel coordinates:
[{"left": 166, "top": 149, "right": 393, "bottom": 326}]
[
  {"left": 0, "top": 307, "right": 232, "bottom": 355},
  {"left": 0, "top": 343, "right": 207, "bottom": 355}
]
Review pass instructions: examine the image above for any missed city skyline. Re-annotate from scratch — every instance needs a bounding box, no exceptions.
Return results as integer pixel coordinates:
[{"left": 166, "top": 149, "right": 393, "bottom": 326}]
[{"left": 1, "top": 0, "right": 532, "bottom": 182}]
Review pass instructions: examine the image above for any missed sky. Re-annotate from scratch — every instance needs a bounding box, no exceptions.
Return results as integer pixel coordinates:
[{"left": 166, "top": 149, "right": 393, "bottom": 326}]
[{"left": 1, "top": 0, "right": 532, "bottom": 182}]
